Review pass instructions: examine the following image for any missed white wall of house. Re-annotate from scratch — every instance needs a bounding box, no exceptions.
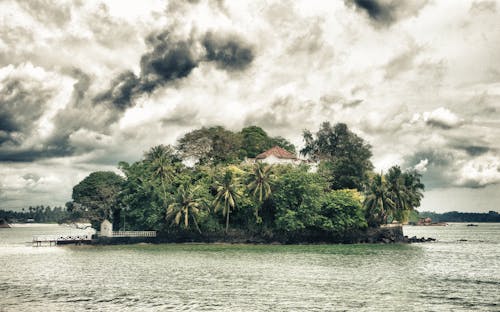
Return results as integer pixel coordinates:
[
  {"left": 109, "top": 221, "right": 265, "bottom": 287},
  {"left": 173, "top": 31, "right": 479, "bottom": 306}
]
[{"left": 257, "top": 155, "right": 297, "bottom": 165}]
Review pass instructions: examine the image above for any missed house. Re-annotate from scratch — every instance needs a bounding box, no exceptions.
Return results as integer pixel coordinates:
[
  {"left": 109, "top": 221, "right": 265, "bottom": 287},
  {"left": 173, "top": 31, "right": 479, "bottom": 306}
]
[
  {"left": 417, "top": 217, "right": 432, "bottom": 225},
  {"left": 254, "top": 146, "right": 302, "bottom": 165},
  {"left": 242, "top": 146, "right": 318, "bottom": 172}
]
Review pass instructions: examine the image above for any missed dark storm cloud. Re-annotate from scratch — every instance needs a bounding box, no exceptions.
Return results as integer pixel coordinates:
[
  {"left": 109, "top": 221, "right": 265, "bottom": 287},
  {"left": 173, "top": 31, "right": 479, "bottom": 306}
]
[
  {"left": 140, "top": 31, "right": 198, "bottom": 89},
  {"left": 463, "top": 145, "right": 490, "bottom": 156},
  {"left": 0, "top": 78, "right": 54, "bottom": 145},
  {"left": 345, "top": 0, "right": 428, "bottom": 27},
  {"left": 96, "top": 30, "right": 254, "bottom": 110},
  {"left": 449, "top": 140, "right": 491, "bottom": 157},
  {"left": 0, "top": 144, "right": 74, "bottom": 162},
  {"left": 425, "top": 119, "right": 462, "bottom": 130},
  {"left": 404, "top": 149, "right": 456, "bottom": 189},
  {"left": 0, "top": 66, "right": 111, "bottom": 162},
  {"left": 347, "top": 0, "right": 394, "bottom": 24},
  {"left": 95, "top": 31, "right": 198, "bottom": 110},
  {"left": 426, "top": 120, "right": 454, "bottom": 130},
  {"left": 66, "top": 68, "right": 91, "bottom": 105},
  {"left": 202, "top": 32, "right": 254, "bottom": 71},
  {"left": 94, "top": 71, "right": 140, "bottom": 110}
]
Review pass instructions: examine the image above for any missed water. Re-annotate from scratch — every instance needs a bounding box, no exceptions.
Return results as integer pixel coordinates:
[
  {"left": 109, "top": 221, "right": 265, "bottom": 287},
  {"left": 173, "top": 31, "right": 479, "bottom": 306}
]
[{"left": 0, "top": 224, "right": 499, "bottom": 311}]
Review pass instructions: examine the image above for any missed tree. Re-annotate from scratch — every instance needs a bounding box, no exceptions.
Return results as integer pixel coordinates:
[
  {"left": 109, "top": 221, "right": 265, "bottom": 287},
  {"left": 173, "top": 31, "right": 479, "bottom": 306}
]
[
  {"left": 177, "top": 126, "right": 242, "bottom": 164},
  {"left": 385, "top": 166, "right": 425, "bottom": 223},
  {"left": 271, "top": 166, "right": 325, "bottom": 233},
  {"left": 119, "top": 161, "right": 166, "bottom": 231},
  {"left": 363, "top": 173, "right": 395, "bottom": 227},
  {"left": 386, "top": 166, "right": 410, "bottom": 222},
  {"left": 167, "top": 184, "right": 205, "bottom": 233},
  {"left": 213, "top": 170, "right": 240, "bottom": 234},
  {"left": 318, "top": 189, "right": 367, "bottom": 235},
  {"left": 301, "top": 122, "right": 373, "bottom": 191},
  {"left": 269, "top": 136, "right": 296, "bottom": 154},
  {"left": 144, "top": 144, "right": 179, "bottom": 163},
  {"left": 247, "top": 163, "right": 273, "bottom": 221},
  {"left": 403, "top": 169, "right": 424, "bottom": 209},
  {"left": 72, "top": 171, "right": 124, "bottom": 229},
  {"left": 145, "top": 145, "right": 180, "bottom": 200},
  {"left": 240, "top": 126, "right": 296, "bottom": 157}
]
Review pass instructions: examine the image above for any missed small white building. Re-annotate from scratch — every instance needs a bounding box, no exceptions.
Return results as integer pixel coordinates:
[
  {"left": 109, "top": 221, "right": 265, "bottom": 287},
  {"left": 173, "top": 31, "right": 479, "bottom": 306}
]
[
  {"left": 255, "top": 146, "right": 302, "bottom": 165},
  {"left": 100, "top": 220, "right": 113, "bottom": 237}
]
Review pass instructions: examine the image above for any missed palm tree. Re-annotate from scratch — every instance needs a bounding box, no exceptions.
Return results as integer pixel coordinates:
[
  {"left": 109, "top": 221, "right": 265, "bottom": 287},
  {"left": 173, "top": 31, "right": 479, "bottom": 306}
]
[
  {"left": 403, "top": 170, "right": 425, "bottom": 209},
  {"left": 150, "top": 155, "right": 174, "bottom": 205},
  {"left": 247, "top": 163, "right": 273, "bottom": 221},
  {"left": 386, "top": 166, "right": 410, "bottom": 222},
  {"left": 213, "top": 171, "right": 240, "bottom": 234},
  {"left": 145, "top": 145, "right": 178, "bottom": 202},
  {"left": 364, "top": 173, "right": 395, "bottom": 226},
  {"left": 167, "top": 185, "right": 204, "bottom": 233}
]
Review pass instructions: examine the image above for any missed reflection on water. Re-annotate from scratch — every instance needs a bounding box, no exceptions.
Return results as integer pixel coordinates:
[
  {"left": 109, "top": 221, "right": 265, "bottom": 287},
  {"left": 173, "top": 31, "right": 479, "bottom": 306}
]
[{"left": 0, "top": 224, "right": 499, "bottom": 311}]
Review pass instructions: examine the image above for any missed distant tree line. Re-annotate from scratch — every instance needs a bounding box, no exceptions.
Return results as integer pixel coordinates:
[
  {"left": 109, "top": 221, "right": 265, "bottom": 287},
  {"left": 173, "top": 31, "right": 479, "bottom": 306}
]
[
  {"left": 66, "top": 122, "right": 425, "bottom": 242},
  {"left": 419, "top": 211, "right": 500, "bottom": 223},
  {"left": 0, "top": 205, "right": 70, "bottom": 223}
]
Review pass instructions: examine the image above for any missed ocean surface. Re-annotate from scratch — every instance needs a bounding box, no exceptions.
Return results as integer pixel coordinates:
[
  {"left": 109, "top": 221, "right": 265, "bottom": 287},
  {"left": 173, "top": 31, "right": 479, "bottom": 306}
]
[{"left": 0, "top": 223, "right": 499, "bottom": 311}]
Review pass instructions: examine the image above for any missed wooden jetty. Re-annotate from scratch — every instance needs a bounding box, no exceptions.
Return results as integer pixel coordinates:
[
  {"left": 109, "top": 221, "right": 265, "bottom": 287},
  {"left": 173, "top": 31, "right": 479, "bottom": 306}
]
[
  {"left": 32, "top": 234, "right": 93, "bottom": 247},
  {"left": 32, "top": 231, "right": 156, "bottom": 246}
]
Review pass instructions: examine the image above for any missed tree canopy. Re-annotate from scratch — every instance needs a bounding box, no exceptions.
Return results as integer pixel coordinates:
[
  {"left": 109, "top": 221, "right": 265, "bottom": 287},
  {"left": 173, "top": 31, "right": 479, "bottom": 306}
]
[
  {"left": 301, "top": 122, "right": 373, "bottom": 191},
  {"left": 72, "top": 171, "right": 124, "bottom": 229}
]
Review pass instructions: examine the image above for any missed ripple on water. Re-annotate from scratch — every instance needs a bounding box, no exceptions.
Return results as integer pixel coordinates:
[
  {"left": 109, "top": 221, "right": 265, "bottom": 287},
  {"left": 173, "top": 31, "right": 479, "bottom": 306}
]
[{"left": 0, "top": 224, "right": 499, "bottom": 311}]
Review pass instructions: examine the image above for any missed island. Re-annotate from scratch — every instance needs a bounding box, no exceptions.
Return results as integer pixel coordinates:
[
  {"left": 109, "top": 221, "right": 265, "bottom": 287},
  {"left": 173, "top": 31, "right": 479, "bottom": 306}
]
[{"left": 57, "top": 122, "right": 425, "bottom": 244}]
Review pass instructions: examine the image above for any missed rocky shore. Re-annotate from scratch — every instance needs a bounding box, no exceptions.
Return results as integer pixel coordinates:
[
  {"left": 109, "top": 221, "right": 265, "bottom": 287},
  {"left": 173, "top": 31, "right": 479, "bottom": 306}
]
[{"left": 92, "top": 225, "right": 435, "bottom": 245}]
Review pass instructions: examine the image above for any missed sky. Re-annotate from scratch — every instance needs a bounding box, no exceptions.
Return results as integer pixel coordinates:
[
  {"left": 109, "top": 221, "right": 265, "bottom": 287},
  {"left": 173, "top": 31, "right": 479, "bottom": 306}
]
[{"left": 1, "top": 0, "right": 500, "bottom": 213}]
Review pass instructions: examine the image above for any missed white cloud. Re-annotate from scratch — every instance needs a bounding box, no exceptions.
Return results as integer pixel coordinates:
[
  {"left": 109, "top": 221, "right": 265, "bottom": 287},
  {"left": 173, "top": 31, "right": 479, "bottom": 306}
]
[
  {"left": 456, "top": 155, "right": 500, "bottom": 188},
  {"left": 422, "top": 107, "right": 463, "bottom": 129},
  {"left": 414, "top": 158, "right": 429, "bottom": 173}
]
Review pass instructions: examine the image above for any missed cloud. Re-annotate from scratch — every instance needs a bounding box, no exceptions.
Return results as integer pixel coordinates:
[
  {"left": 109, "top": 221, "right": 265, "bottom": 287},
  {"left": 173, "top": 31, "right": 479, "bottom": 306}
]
[
  {"left": 422, "top": 107, "right": 463, "bottom": 130},
  {"left": 414, "top": 158, "right": 428, "bottom": 173},
  {"left": 94, "top": 31, "right": 199, "bottom": 110},
  {"left": 0, "top": 63, "right": 77, "bottom": 160},
  {"left": 139, "top": 31, "right": 199, "bottom": 90},
  {"left": 93, "top": 71, "right": 141, "bottom": 110},
  {"left": 345, "top": 0, "right": 428, "bottom": 26},
  {"left": 15, "top": 0, "right": 72, "bottom": 28},
  {"left": 95, "top": 30, "right": 255, "bottom": 110},
  {"left": 457, "top": 155, "right": 500, "bottom": 188},
  {"left": 346, "top": 0, "right": 395, "bottom": 25},
  {"left": 0, "top": 75, "right": 54, "bottom": 142},
  {"left": 202, "top": 31, "right": 254, "bottom": 71},
  {"left": 384, "top": 44, "right": 421, "bottom": 79}
]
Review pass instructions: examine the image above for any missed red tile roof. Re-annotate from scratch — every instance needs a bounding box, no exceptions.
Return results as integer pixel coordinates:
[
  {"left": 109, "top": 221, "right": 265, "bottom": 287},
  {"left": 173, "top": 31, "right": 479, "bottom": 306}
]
[{"left": 255, "top": 146, "right": 297, "bottom": 159}]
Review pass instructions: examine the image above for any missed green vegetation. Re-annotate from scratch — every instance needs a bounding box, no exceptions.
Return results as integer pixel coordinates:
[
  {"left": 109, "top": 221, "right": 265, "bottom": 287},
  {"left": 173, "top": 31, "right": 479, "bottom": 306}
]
[
  {"left": 0, "top": 205, "right": 70, "bottom": 223},
  {"left": 419, "top": 211, "right": 500, "bottom": 223},
  {"left": 64, "top": 122, "right": 425, "bottom": 243}
]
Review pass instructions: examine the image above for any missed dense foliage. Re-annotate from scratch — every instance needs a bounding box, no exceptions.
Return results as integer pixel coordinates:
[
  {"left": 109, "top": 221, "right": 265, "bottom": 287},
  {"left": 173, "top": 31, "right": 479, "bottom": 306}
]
[
  {"left": 71, "top": 171, "right": 124, "bottom": 229},
  {"left": 419, "top": 211, "right": 500, "bottom": 223},
  {"left": 0, "top": 205, "right": 69, "bottom": 223},
  {"left": 301, "top": 122, "right": 373, "bottom": 191},
  {"left": 64, "top": 123, "right": 425, "bottom": 242}
]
